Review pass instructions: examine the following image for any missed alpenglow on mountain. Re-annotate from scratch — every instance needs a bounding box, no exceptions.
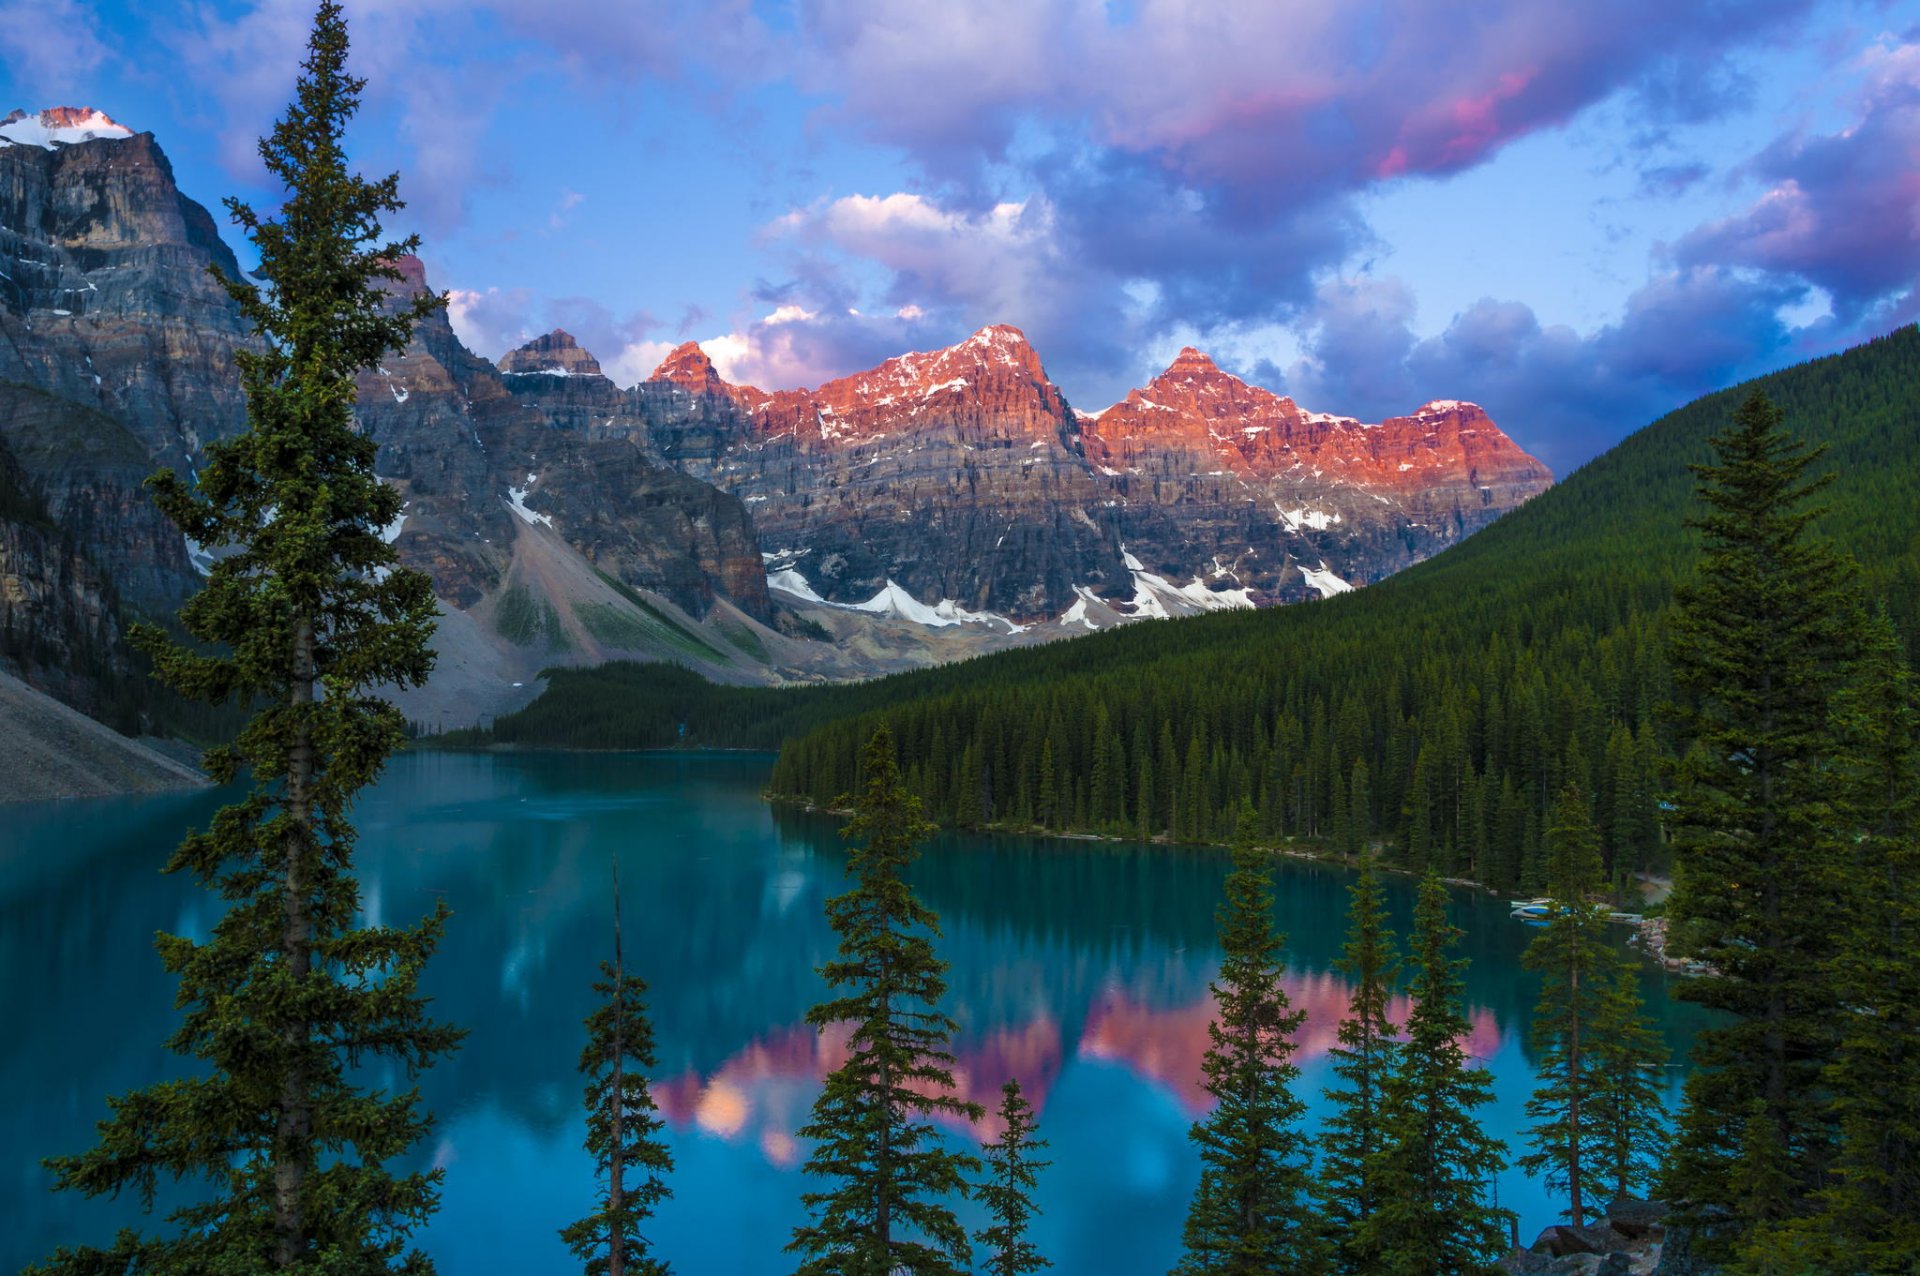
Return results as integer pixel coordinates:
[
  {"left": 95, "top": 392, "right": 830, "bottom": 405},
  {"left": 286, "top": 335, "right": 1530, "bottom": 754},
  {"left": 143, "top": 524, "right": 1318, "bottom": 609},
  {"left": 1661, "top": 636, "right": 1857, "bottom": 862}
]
[
  {"left": 0, "top": 107, "right": 1551, "bottom": 730},
  {"left": 621, "top": 324, "right": 1551, "bottom": 626}
]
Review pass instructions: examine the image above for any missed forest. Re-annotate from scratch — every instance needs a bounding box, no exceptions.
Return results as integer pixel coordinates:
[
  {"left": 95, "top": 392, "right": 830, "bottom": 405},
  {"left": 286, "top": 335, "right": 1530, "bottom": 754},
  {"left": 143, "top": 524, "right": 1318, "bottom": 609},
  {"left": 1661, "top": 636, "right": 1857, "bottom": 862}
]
[{"left": 475, "top": 324, "right": 1920, "bottom": 896}]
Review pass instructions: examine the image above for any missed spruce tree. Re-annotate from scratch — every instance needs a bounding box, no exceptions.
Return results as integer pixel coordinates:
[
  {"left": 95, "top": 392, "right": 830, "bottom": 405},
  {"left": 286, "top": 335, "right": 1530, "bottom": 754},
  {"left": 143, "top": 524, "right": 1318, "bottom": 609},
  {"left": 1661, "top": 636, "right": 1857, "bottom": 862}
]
[
  {"left": 1778, "top": 608, "right": 1920, "bottom": 1270},
  {"left": 1317, "top": 856, "right": 1399, "bottom": 1275},
  {"left": 1588, "top": 963, "right": 1668, "bottom": 1203},
  {"left": 1172, "top": 801, "right": 1327, "bottom": 1276},
  {"left": 974, "top": 1080, "right": 1051, "bottom": 1276},
  {"left": 560, "top": 862, "right": 672, "bottom": 1276},
  {"left": 31, "top": 5, "right": 458, "bottom": 1271},
  {"left": 1518, "top": 784, "right": 1617, "bottom": 1226},
  {"left": 1359, "top": 873, "right": 1512, "bottom": 1275},
  {"left": 1661, "top": 390, "right": 1861, "bottom": 1239},
  {"left": 788, "top": 727, "right": 982, "bottom": 1276}
]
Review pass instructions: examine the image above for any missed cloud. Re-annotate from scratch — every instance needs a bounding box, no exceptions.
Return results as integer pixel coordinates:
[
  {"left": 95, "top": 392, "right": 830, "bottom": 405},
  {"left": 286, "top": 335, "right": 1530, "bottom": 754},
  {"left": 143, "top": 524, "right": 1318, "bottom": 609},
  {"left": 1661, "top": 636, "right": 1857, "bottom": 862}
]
[
  {"left": 1275, "top": 266, "right": 1811, "bottom": 472},
  {"left": 0, "top": 0, "right": 112, "bottom": 98},
  {"left": 1677, "top": 36, "right": 1920, "bottom": 321},
  {"left": 445, "top": 283, "right": 536, "bottom": 358}
]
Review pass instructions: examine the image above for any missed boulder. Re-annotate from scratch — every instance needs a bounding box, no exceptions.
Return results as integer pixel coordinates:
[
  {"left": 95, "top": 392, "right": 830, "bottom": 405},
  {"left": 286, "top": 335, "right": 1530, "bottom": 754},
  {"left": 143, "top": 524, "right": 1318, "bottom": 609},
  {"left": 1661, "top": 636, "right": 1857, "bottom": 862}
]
[
  {"left": 1532, "top": 1224, "right": 1614, "bottom": 1257},
  {"left": 1606, "top": 1197, "right": 1671, "bottom": 1240}
]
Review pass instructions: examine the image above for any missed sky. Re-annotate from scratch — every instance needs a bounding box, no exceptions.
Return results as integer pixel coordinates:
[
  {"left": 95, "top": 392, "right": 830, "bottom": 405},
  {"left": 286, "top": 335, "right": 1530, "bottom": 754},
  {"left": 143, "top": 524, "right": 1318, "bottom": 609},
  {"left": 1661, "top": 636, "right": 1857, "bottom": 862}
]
[{"left": 3, "top": 0, "right": 1917, "bottom": 473}]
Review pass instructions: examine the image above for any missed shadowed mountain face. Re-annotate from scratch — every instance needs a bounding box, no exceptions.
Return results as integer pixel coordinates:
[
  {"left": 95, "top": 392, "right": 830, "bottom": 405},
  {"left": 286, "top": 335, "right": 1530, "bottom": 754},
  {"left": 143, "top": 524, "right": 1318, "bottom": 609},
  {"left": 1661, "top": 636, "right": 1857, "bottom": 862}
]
[{"left": 0, "top": 115, "right": 773, "bottom": 726}]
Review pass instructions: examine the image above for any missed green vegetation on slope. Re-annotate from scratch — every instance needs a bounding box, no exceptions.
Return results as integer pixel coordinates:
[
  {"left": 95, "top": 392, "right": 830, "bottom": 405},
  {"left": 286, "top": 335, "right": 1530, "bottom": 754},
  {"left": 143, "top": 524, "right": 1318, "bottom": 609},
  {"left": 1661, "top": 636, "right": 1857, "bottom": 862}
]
[{"left": 474, "top": 327, "right": 1920, "bottom": 895}]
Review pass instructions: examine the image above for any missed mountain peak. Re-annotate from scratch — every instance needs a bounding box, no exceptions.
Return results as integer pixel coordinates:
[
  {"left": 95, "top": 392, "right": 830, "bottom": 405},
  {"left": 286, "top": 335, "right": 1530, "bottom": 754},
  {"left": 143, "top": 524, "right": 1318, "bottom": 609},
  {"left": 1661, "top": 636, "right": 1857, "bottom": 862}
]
[
  {"left": 1170, "top": 346, "right": 1218, "bottom": 369},
  {"left": 499, "top": 328, "right": 604, "bottom": 378},
  {"left": 0, "top": 107, "right": 133, "bottom": 150},
  {"left": 650, "top": 340, "right": 729, "bottom": 388}
]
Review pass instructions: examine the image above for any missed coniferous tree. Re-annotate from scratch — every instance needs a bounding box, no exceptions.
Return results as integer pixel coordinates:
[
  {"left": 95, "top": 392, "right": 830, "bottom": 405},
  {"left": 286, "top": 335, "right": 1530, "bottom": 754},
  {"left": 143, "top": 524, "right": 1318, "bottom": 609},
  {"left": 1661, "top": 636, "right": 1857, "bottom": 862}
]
[
  {"left": 788, "top": 727, "right": 982, "bottom": 1276},
  {"left": 1360, "top": 873, "right": 1512, "bottom": 1275},
  {"left": 1778, "top": 608, "right": 1920, "bottom": 1270},
  {"left": 1317, "top": 857, "right": 1399, "bottom": 1275},
  {"left": 974, "top": 1080, "right": 1051, "bottom": 1276},
  {"left": 1518, "top": 784, "right": 1617, "bottom": 1226},
  {"left": 1173, "top": 801, "right": 1327, "bottom": 1276},
  {"left": 1588, "top": 964, "right": 1668, "bottom": 1203},
  {"left": 32, "top": 6, "right": 458, "bottom": 1271},
  {"left": 561, "top": 862, "right": 672, "bottom": 1276},
  {"left": 1661, "top": 390, "right": 1862, "bottom": 1241}
]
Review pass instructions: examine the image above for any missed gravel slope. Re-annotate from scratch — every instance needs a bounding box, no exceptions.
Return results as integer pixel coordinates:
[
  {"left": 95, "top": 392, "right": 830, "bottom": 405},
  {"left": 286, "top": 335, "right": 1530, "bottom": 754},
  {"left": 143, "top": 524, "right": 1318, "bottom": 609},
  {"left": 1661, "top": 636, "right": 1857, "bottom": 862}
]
[{"left": 0, "top": 669, "right": 207, "bottom": 803}]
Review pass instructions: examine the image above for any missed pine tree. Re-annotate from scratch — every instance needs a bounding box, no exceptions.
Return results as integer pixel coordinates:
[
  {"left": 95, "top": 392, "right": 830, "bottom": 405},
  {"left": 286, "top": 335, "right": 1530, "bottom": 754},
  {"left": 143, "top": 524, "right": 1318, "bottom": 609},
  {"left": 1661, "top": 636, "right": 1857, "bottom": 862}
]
[
  {"left": 1778, "top": 608, "right": 1920, "bottom": 1270},
  {"left": 31, "top": 6, "right": 458, "bottom": 1271},
  {"left": 788, "top": 727, "right": 982, "bottom": 1276},
  {"left": 1661, "top": 390, "right": 1861, "bottom": 1240},
  {"left": 1359, "top": 873, "right": 1512, "bottom": 1275},
  {"left": 1173, "top": 801, "right": 1327, "bottom": 1276},
  {"left": 974, "top": 1080, "right": 1051, "bottom": 1276},
  {"left": 1518, "top": 784, "right": 1616, "bottom": 1226},
  {"left": 1317, "top": 857, "right": 1399, "bottom": 1275},
  {"left": 560, "top": 862, "right": 672, "bottom": 1276},
  {"left": 1588, "top": 963, "right": 1668, "bottom": 1203}
]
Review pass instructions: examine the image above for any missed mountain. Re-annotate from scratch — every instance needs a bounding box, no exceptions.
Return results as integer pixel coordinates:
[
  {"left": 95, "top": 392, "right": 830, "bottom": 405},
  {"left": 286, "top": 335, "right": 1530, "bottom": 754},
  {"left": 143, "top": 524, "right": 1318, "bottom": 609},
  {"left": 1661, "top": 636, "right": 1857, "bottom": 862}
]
[
  {"left": 633, "top": 327, "right": 1551, "bottom": 624},
  {"left": 1081, "top": 347, "right": 1552, "bottom": 600},
  {"left": 480, "top": 326, "right": 1920, "bottom": 897},
  {"left": 0, "top": 114, "right": 798, "bottom": 731},
  {"left": 0, "top": 106, "right": 1553, "bottom": 739},
  {"left": 1, "top": 107, "right": 257, "bottom": 617}
]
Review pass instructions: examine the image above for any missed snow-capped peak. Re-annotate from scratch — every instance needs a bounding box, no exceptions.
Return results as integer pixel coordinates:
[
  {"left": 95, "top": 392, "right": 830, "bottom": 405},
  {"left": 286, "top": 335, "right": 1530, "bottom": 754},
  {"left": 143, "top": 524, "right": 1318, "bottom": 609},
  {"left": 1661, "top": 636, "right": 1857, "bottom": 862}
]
[{"left": 0, "top": 107, "right": 133, "bottom": 150}]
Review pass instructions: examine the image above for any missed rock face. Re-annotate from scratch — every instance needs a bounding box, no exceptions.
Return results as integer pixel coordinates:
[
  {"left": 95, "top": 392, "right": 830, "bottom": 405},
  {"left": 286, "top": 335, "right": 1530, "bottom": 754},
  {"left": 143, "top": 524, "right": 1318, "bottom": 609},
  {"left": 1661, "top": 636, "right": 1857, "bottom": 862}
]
[
  {"left": 642, "top": 327, "right": 1130, "bottom": 619},
  {"left": 0, "top": 429, "right": 134, "bottom": 721},
  {"left": 1080, "top": 347, "right": 1555, "bottom": 601},
  {"left": 355, "top": 268, "right": 768, "bottom": 620},
  {"left": 0, "top": 113, "right": 259, "bottom": 616},
  {"left": 497, "top": 328, "right": 603, "bottom": 377},
  {"left": 0, "top": 116, "right": 775, "bottom": 733},
  {"left": 629, "top": 330, "right": 1553, "bottom": 622}
]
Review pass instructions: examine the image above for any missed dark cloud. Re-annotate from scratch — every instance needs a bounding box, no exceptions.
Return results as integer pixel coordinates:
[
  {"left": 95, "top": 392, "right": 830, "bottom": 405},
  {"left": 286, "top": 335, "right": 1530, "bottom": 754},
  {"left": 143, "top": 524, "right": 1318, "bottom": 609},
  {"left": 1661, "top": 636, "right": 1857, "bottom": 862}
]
[
  {"left": 1677, "top": 38, "right": 1920, "bottom": 319},
  {"left": 1277, "top": 267, "right": 1815, "bottom": 473}
]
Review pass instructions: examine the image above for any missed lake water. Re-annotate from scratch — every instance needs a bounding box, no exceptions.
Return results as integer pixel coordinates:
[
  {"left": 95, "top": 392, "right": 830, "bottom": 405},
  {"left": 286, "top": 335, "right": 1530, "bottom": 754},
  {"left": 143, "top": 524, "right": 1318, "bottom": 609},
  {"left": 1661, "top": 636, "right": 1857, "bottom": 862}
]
[{"left": 3, "top": 751, "right": 1713, "bottom": 1273}]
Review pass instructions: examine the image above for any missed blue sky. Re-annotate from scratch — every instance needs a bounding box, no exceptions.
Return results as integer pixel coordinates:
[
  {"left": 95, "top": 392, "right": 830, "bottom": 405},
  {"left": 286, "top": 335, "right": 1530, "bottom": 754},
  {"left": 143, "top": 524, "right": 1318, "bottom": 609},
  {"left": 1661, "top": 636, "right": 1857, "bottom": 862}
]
[{"left": 3, "top": 0, "right": 1917, "bottom": 472}]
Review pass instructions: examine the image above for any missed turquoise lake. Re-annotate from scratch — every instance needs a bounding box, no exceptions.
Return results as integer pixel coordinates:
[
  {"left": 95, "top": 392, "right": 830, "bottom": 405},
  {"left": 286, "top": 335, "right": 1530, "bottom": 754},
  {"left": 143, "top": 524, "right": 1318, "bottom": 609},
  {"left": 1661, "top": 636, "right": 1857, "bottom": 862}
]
[{"left": 2, "top": 751, "right": 1715, "bottom": 1272}]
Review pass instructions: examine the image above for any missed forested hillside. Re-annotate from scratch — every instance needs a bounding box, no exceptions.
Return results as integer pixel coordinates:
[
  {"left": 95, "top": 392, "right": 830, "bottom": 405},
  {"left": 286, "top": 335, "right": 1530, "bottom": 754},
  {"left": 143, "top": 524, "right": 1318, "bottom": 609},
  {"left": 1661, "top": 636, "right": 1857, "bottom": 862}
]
[{"left": 477, "top": 326, "right": 1920, "bottom": 893}]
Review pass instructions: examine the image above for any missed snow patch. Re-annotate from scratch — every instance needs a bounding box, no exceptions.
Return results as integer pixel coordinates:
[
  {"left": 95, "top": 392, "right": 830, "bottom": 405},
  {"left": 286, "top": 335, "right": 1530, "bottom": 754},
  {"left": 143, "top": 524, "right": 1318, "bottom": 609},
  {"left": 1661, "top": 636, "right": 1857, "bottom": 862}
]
[
  {"left": 1274, "top": 505, "right": 1339, "bottom": 532},
  {"left": 183, "top": 535, "right": 215, "bottom": 577},
  {"left": 768, "top": 568, "right": 827, "bottom": 603},
  {"left": 1299, "top": 562, "right": 1354, "bottom": 599},
  {"left": 848, "top": 580, "right": 1028, "bottom": 633},
  {"left": 0, "top": 108, "right": 132, "bottom": 150},
  {"left": 505, "top": 474, "right": 552, "bottom": 527}
]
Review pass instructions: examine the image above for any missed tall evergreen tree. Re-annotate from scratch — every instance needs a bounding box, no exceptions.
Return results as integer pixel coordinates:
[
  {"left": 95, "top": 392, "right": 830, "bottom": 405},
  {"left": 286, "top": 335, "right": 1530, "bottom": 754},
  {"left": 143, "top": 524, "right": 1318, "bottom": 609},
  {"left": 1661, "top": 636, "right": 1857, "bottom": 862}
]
[
  {"left": 1518, "top": 784, "right": 1617, "bottom": 1226},
  {"left": 1172, "top": 801, "right": 1327, "bottom": 1276},
  {"left": 560, "top": 862, "right": 672, "bottom": 1276},
  {"left": 788, "top": 727, "right": 982, "bottom": 1276},
  {"left": 31, "top": 6, "right": 458, "bottom": 1271},
  {"left": 1587, "top": 963, "right": 1669, "bottom": 1203},
  {"left": 1360, "top": 873, "right": 1512, "bottom": 1275},
  {"left": 1661, "top": 390, "right": 1862, "bottom": 1240},
  {"left": 1317, "top": 857, "right": 1399, "bottom": 1275},
  {"left": 974, "top": 1080, "right": 1051, "bottom": 1276},
  {"left": 1777, "top": 608, "right": 1920, "bottom": 1270}
]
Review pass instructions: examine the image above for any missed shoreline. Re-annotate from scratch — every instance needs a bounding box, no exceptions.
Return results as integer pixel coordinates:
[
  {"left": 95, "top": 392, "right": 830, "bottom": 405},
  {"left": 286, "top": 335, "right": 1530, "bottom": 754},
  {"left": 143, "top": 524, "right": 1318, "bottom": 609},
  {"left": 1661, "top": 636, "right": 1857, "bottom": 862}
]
[{"left": 767, "top": 790, "right": 1696, "bottom": 972}]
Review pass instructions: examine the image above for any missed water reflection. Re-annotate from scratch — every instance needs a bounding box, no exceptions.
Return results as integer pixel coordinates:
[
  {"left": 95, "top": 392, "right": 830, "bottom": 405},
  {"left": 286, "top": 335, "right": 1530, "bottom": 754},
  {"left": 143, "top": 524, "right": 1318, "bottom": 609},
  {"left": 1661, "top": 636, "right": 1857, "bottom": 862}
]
[{"left": 2, "top": 751, "right": 1714, "bottom": 1274}]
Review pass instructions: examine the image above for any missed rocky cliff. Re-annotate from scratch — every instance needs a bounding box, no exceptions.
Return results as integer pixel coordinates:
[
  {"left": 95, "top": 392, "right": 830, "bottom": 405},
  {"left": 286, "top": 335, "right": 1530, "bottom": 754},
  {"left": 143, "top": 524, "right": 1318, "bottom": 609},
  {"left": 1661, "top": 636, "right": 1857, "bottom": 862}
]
[
  {"left": 619, "top": 328, "right": 1552, "bottom": 625},
  {"left": 1080, "top": 347, "right": 1555, "bottom": 600},
  {"left": 0, "top": 110, "right": 257, "bottom": 616}
]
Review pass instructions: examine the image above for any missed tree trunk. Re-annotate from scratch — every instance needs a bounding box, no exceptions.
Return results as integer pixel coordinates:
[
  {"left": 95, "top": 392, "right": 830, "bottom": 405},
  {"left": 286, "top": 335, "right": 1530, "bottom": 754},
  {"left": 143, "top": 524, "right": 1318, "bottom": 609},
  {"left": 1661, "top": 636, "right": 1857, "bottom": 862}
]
[{"left": 275, "top": 616, "right": 317, "bottom": 1268}]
